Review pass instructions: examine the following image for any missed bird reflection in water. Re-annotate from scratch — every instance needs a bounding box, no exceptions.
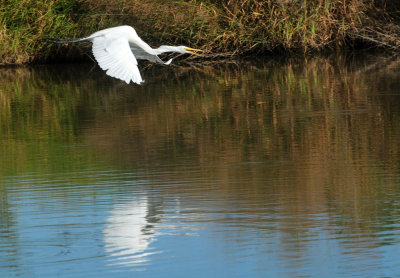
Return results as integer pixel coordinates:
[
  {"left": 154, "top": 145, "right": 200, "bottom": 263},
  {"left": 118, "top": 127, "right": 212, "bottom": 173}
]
[{"left": 103, "top": 196, "right": 157, "bottom": 266}]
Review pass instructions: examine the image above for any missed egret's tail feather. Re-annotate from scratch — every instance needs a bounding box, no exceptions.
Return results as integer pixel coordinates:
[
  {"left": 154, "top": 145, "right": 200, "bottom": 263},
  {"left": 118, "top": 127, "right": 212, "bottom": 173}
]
[{"left": 44, "top": 37, "right": 89, "bottom": 43}]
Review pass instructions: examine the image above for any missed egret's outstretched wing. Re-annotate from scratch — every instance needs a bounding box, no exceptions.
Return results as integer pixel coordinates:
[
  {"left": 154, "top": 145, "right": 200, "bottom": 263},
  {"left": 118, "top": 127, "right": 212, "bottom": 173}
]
[{"left": 92, "top": 36, "right": 142, "bottom": 84}]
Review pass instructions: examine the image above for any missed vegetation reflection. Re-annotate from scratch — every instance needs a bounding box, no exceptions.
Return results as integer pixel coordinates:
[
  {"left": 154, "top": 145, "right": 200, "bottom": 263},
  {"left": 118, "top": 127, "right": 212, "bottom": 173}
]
[{"left": 1, "top": 55, "right": 400, "bottom": 251}]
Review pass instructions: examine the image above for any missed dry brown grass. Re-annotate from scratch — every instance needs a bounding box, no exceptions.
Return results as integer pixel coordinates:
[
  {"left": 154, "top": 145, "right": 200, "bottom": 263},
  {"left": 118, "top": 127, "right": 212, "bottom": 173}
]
[
  {"left": 1, "top": 0, "right": 400, "bottom": 65},
  {"left": 79, "top": 0, "right": 400, "bottom": 54}
]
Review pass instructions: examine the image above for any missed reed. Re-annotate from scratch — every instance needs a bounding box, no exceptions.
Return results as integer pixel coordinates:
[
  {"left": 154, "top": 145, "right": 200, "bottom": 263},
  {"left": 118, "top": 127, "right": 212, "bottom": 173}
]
[
  {"left": 1, "top": 0, "right": 400, "bottom": 65},
  {"left": 0, "top": 0, "right": 118, "bottom": 65}
]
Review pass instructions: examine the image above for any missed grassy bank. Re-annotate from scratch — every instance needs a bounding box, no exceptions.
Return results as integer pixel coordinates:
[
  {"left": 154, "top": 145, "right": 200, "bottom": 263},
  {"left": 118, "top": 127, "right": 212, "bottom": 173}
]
[{"left": 1, "top": 0, "right": 400, "bottom": 65}]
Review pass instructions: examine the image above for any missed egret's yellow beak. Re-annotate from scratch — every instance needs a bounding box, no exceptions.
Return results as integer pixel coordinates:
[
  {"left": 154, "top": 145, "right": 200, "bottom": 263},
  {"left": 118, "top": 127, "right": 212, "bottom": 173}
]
[{"left": 185, "top": 47, "right": 203, "bottom": 56}]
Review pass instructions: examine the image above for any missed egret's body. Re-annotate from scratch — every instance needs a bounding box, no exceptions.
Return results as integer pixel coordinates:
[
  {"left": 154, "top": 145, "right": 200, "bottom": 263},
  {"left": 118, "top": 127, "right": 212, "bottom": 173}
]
[{"left": 51, "top": 25, "right": 201, "bottom": 84}]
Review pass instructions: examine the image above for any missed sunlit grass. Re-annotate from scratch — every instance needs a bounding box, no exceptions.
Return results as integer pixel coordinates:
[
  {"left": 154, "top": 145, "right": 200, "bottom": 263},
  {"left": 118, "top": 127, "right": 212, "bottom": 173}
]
[
  {"left": 0, "top": 0, "right": 120, "bottom": 64},
  {"left": 1, "top": 0, "right": 400, "bottom": 65}
]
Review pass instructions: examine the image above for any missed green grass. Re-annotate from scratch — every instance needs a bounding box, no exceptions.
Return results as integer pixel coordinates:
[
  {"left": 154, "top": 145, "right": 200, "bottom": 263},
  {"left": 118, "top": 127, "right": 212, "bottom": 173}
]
[
  {"left": 0, "top": 0, "right": 120, "bottom": 64},
  {"left": 1, "top": 0, "right": 400, "bottom": 65}
]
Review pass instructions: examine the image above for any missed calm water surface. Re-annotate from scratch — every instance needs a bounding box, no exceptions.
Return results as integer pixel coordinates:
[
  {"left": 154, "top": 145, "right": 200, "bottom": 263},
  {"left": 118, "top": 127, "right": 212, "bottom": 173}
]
[{"left": 1, "top": 54, "right": 400, "bottom": 277}]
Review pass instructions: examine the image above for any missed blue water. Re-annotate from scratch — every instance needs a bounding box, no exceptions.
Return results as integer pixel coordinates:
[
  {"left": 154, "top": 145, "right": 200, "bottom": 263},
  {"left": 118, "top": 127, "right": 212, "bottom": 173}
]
[{"left": 1, "top": 55, "right": 400, "bottom": 277}]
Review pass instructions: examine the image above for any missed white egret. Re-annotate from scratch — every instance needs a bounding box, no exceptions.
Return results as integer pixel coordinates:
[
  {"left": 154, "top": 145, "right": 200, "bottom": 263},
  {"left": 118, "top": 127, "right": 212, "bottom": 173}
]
[{"left": 49, "top": 25, "right": 202, "bottom": 84}]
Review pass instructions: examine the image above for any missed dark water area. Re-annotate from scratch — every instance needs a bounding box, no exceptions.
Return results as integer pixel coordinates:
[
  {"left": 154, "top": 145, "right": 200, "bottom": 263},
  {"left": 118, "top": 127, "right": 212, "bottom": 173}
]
[{"left": 1, "top": 53, "right": 400, "bottom": 277}]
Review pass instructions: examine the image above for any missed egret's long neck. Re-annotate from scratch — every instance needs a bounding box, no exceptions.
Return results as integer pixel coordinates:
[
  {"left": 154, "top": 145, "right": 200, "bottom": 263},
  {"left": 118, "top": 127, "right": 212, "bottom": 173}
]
[
  {"left": 128, "top": 36, "right": 159, "bottom": 56},
  {"left": 154, "top": 45, "right": 182, "bottom": 55}
]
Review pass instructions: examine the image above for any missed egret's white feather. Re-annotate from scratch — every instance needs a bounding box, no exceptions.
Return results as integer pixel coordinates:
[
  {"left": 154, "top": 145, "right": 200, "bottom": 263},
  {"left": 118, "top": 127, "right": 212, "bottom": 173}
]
[
  {"left": 50, "top": 25, "right": 202, "bottom": 84},
  {"left": 92, "top": 36, "right": 142, "bottom": 84}
]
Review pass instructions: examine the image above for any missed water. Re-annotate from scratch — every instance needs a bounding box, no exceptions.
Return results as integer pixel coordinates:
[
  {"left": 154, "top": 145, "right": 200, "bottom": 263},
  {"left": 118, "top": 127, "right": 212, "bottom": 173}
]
[{"left": 1, "top": 53, "right": 400, "bottom": 277}]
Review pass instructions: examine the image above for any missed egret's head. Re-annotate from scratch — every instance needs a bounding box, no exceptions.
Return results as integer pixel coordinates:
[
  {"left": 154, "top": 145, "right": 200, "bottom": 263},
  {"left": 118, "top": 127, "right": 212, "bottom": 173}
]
[{"left": 181, "top": 46, "right": 202, "bottom": 56}]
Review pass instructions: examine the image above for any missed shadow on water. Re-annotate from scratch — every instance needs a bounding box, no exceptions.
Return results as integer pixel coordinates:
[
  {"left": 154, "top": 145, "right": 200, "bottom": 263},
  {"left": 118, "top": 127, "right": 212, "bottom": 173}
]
[{"left": 1, "top": 53, "right": 400, "bottom": 276}]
